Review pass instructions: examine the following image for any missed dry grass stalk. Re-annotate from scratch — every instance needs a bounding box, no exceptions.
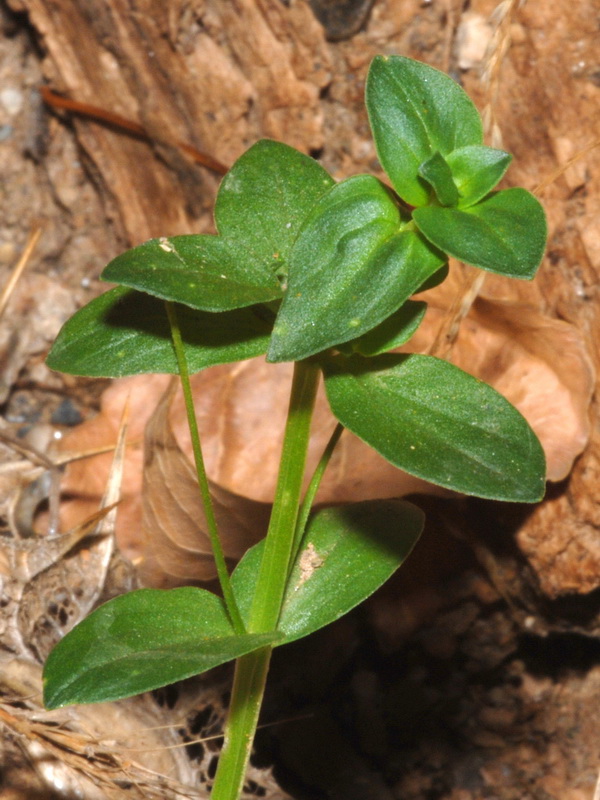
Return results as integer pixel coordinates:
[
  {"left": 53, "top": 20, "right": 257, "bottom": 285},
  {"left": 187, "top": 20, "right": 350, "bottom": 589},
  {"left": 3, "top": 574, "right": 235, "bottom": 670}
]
[{"left": 0, "top": 227, "right": 42, "bottom": 322}]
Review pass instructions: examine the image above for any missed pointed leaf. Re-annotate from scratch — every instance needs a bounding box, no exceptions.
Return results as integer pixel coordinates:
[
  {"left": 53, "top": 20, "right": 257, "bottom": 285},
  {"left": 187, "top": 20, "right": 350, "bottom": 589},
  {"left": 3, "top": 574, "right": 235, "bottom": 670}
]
[
  {"left": 413, "top": 188, "right": 547, "bottom": 279},
  {"left": 344, "top": 300, "right": 427, "bottom": 356},
  {"left": 446, "top": 145, "right": 512, "bottom": 207},
  {"left": 267, "top": 175, "right": 443, "bottom": 362},
  {"left": 46, "top": 287, "right": 271, "bottom": 377},
  {"left": 232, "top": 500, "right": 423, "bottom": 644},
  {"left": 418, "top": 152, "right": 459, "bottom": 206},
  {"left": 101, "top": 235, "right": 282, "bottom": 312},
  {"left": 215, "top": 139, "right": 335, "bottom": 268},
  {"left": 366, "top": 55, "right": 483, "bottom": 206},
  {"left": 322, "top": 353, "right": 546, "bottom": 502},
  {"left": 43, "top": 588, "right": 278, "bottom": 708}
]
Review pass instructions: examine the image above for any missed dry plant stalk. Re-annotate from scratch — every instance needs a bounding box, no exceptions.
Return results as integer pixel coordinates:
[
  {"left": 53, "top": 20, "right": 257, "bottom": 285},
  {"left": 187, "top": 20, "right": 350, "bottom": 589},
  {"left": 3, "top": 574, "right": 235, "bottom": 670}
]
[{"left": 0, "top": 227, "right": 42, "bottom": 321}]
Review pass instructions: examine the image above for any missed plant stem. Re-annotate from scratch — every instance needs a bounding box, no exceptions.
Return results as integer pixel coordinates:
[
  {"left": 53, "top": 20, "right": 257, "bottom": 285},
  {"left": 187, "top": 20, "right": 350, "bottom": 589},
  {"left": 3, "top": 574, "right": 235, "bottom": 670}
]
[
  {"left": 291, "top": 421, "right": 344, "bottom": 566},
  {"left": 210, "top": 359, "right": 320, "bottom": 800},
  {"left": 166, "top": 301, "right": 245, "bottom": 635},
  {"left": 248, "top": 359, "right": 320, "bottom": 633}
]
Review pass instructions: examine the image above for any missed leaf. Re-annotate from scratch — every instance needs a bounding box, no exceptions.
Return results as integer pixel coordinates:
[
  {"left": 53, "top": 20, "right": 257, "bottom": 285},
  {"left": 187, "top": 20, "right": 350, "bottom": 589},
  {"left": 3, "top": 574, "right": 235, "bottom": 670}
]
[
  {"left": 366, "top": 55, "right": 483, "bottom": 206},
  {"left": 101, "top": 141, "right": 333, "bottom": 312},
  {"left": 102, "top": 235, "right": 283, "bottom": 312},
  {"left": 267, "top": 175, "right": 443, "bottom": 362},
  {"left": 140, "top": 379, "right": 270, "bottom": 588},
  {"left": 413, "top": 188, "right": 547, "bottom": 279},
  {"left": 232, "top": 499, "right": 423, "bottom": 644},
  {"left": 215, "top": 138, "right": 335, "bottom": 266},
  {"left": 446, "top": 145, "right": 512, "bottom": 208},
  {"left": 43, "top": 587, "right": 278, "bottom": 709},
  {"left": 46, "top": 287, "right": 272, "bottom": 378},
  {"left": 418, "top": 152, "right": 459, "bottom": 206},
  {"left": 344, "top": 300, "right": 427, "bottom": 356},
  {"left": 416, "top": 263, "right": 449, "bottom": 292},
  {"left": 322, "top": 353, "right": 546, "bottom": 502}
]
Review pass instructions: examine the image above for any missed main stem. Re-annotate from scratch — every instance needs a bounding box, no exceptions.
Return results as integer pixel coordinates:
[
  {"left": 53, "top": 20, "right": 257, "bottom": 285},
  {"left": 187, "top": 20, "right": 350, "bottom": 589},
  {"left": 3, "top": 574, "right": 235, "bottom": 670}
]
[{"left": 210, "top": 359, "right": 320, "bottom": 800}]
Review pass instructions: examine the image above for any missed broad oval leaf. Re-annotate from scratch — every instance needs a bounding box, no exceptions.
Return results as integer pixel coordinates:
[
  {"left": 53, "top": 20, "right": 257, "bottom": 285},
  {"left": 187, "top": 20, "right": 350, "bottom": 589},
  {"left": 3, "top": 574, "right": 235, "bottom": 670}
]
[
  {"left": 43, "top": 588, "right": 278, "bottom": 708},
  {"left": 366, "top": 55, "right": 483, "bottom": 206},
  {"left": 413, "top": 188, "right": 547, "bottom": 279},
  {"left": 267, "top": 175, "right": 443, "bottom": 362},
  {"left": 322, "top": 353, "right": 546, "bottom": 502},
  {"left": 101, "top": 235, "right": 282, "bottom": 312},
  {"left": 46, "top": 287, "right": 272, "bottom": 377},
  {"left": 215, "top": 139, "right": 335, "bottom": 267},
  {"left": 446, "top": 145, "right": 512, "bottom": 208},
  {"left": 232, "top": 499, "right": 424, "bottom": 644}
]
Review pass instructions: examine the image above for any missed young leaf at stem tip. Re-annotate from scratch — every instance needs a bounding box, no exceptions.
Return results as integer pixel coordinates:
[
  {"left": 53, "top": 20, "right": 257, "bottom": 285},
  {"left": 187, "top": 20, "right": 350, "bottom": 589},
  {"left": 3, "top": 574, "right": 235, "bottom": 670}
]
[
  {"left": 412, "top": 188, "right": 547, "bottom": 279},
  {"left": 366, "top": 55, "right": 484, "bottom": 206}
]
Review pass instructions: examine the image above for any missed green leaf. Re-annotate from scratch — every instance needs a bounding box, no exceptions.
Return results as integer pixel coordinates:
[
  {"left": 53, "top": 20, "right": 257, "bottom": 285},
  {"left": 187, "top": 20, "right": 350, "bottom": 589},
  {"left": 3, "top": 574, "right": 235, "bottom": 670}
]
[
  {"left": 267, "top": 175, "right": 443, "bottom": 362},
  {"left": 413, "top": 188, "right": 547, "bottom": 279},
  {"left": 344, "top": 300, "right": 427, "bottom": 356},
  {"left": 418, "top": 152, "right": 459, "bottom": 206},
  {"left": 102, "top": 235, "right": 282, "bottom": 312},
  {"left": 416, "top": 263, "right": 449, "bottom": 292},
  {"left": 101, "top": 141, "right": 333, "bottom": 312},
  {"left": 46, "top": 287, "right": 272, "bottom": 377},
  {"left": 366, "top": 55, "right": 483, "bottom": 206},
  {"left": 446, "top": 145, "right": 512, "bottom": 208},
  {"left": 43, "top": 588, "right": 279, "bottom": 708},
  {"left": 215, "top": 139, "right": 335, "bottom": 266},
  {"left": 232, "top": 500, "right": 423, "bottom": 644},
  {"left": 322, "top": 353, "right": 546, "bottom": 502}
]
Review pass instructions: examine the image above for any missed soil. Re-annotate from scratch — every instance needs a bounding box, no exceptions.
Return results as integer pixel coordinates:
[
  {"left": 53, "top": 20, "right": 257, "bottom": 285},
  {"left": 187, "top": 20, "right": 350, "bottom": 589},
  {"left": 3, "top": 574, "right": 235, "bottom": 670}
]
[{"left": 1, "top": 0, "right": 600, "bottom": 798}]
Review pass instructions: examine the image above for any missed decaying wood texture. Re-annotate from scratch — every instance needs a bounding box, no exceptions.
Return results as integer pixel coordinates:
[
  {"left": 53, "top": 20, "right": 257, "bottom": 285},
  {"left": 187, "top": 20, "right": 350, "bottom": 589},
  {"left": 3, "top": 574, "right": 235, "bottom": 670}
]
[{"left": 15, "top": 0, "right": 600, "bottom": 614}]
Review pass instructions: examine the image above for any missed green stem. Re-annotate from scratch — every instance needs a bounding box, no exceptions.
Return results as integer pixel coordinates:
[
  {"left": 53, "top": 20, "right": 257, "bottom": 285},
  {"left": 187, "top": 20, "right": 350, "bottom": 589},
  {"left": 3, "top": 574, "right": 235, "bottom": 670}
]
[
  {"left": 291, "top": 421, "right": 344, "bottom": 566},
  {"left": 210, "top": 359, "right": 320, "bottom": 800},
  {"left": 166, "top": 301, "right": 245, "bottom": 636},
  {"left": 248, "top": 360, "right": 320, "bottom": 633}
]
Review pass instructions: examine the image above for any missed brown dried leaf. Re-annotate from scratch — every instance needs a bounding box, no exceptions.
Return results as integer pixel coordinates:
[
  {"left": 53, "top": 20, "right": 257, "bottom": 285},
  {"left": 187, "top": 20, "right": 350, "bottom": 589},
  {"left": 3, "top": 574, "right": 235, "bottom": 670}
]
[{"left": 139, "top": 378, "right": 270, "bottom": 588}]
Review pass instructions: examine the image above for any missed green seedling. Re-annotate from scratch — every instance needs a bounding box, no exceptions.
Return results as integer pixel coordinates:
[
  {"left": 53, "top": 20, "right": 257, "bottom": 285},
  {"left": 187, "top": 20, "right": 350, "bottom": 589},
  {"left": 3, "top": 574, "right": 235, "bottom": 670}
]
[{"left": 43, "top": 55, "right": 547, "bottom": 799}]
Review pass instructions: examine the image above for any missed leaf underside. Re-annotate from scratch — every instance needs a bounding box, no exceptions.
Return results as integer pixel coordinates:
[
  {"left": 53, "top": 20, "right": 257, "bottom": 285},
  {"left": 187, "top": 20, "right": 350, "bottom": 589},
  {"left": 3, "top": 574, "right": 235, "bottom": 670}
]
[{"left": 46, "top": 287, "right": 272, "bottom": 377}]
